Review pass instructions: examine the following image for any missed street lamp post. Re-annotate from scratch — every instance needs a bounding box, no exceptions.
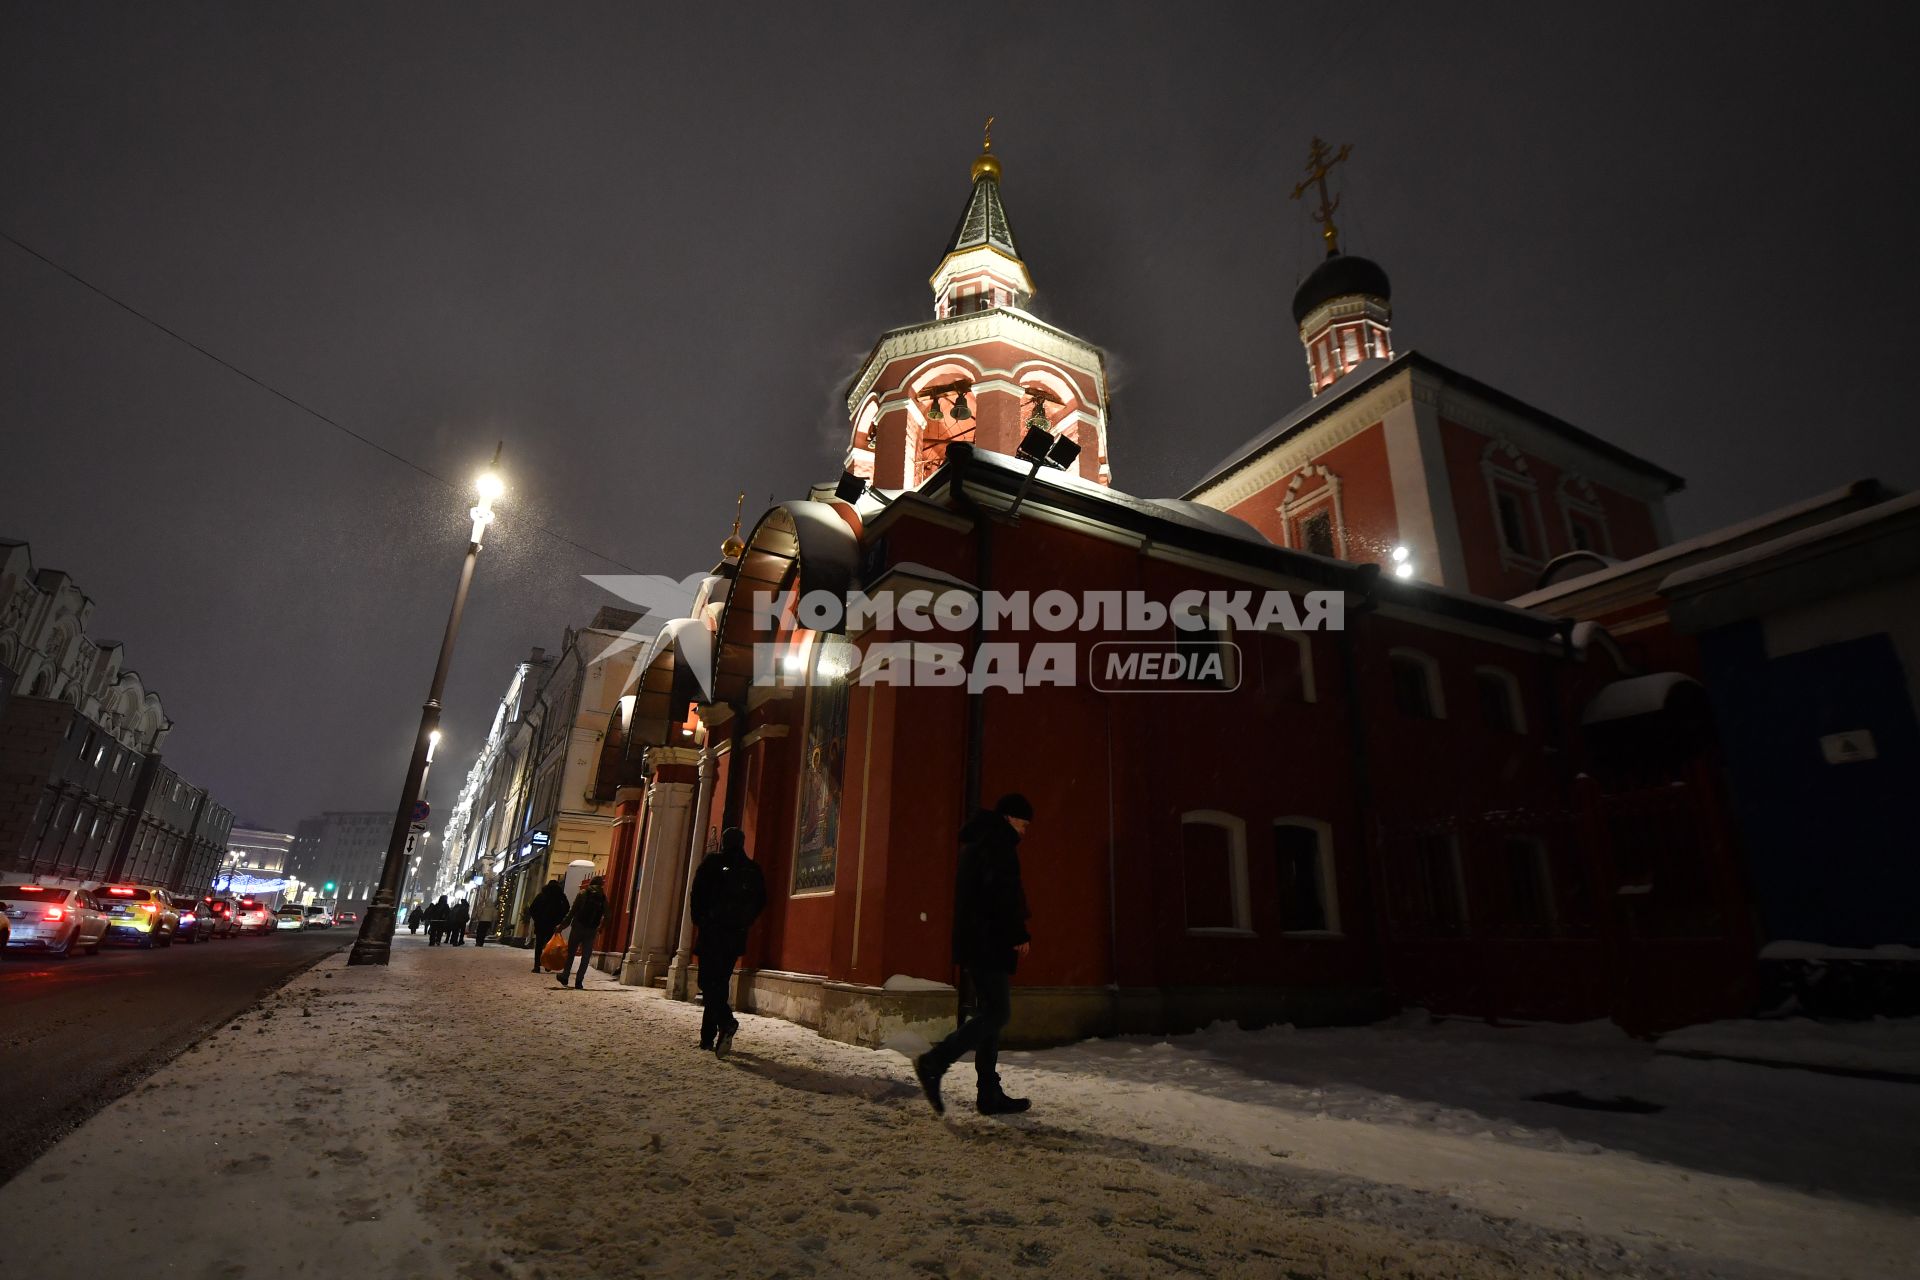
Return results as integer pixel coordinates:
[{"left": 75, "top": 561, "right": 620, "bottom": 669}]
[{"left": 349, "top": 453, "right": 503, "bottom": 966}]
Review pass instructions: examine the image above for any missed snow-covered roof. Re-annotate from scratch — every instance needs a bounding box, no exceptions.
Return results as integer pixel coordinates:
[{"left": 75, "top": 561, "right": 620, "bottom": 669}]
[
  {"left": 1580, "top": 672, "right": 1703, "bottom": 725},
  {"left": 1660, "top": 488, "right": 1920, "bottom": 595},
  {"left": 1511, "top": 479, "right": 1895, "bottom": 609}
]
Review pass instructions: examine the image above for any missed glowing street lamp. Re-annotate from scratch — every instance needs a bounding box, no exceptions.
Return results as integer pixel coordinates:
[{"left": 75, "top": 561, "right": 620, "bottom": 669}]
[{"left": 350, "top": 448, "right": 503, "bottom": 966}]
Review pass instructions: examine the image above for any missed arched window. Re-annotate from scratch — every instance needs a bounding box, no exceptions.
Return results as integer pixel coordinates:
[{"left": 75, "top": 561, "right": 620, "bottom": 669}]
[
  {"left": 1274, "top": 817, "right": 1339, "bottom": 934},
  {"left": 1180, "top": 810, "right": 1251, "bottom": 934},
  {"left": 1472, "top": 666, "right": 1526, "bottom": 733},
  {"left": 1388, "top": 648, "right": 1445, "bottom": 720}
]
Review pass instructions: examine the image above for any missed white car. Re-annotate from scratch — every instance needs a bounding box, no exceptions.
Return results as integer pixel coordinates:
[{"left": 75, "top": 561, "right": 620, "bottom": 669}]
[
  {"left": 275, "top": 908, "right": 307, "bottom": 931},
  {"left": 2, "top": 885, "right": 109, "bottom": 956},
  {"left": 305, "top": 907, "right": 334, "bottom": 928}
]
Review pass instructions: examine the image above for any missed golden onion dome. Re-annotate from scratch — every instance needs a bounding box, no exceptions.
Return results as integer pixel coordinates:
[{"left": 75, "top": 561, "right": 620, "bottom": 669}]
[{"left": 721, "top": 533, "right": 746, "bottom": 560}]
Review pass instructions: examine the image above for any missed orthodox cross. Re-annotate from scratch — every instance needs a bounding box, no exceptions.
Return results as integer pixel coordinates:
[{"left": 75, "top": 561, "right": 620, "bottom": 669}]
[
  {"left": 1290, "top": 137, "right": 1353, "bottom": 255},
  {"left": 982, "top": 115, "right": 995, "bottom": 153}
]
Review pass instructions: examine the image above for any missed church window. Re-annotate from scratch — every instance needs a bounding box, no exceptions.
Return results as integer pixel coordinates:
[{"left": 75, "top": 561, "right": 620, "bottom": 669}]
[
  {"left": 1343, "top": 330, "right": 1361, "bottom": 364},
  {"left": 1258, "top": 632, "right": 1316, "bottom": 703},
  {"left": 1474, "top": 667, "right": 1526, "bottom": 733},
  {"left": 1388, "top": 648, "right": 1445, "bottom": 720},
  {"left": 1496, "top": 836, "right": 1556, "bottom": 936},
  {"left": 1302, "top": 510, "right": 1336, "bottom": 557},
  {"left": 1496, "top": 490, "right": 1532, "bottom": 557},
  {"left": 1394, "top": 830, "right": 1468, "bottom": 937},
  {"left": 1181, "top": 811, "right": 1251, "bottom": 934},
  {"left": 1275, "top": 819, "right": 1339, "bottom": 934}
]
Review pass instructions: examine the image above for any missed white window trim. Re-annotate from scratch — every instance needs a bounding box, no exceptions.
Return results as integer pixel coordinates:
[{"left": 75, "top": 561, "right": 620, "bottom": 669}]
[
  {"left": 1275, "top": 816, "right": 1341, "bottom": 937},
  {"left": 1251, "top": 629, "right": 1317, "bottom": 703},
  {"left": 1480, "top": 440, "right": 1549, "bottom": 571},
  {"left": 1278, "top": 464, "right": 1347, "bottom": 558},
  {"left": 1471, "top": 665, "right": 1527, "bottom": 734},
  {"left": 1387, "top": 646, "right": 1447, "bottom": 719},
  {"left": 1180, "top": 809, "right": 1252, "bottom": 935},
  {"left": 1557, "top": 475, "right": 1615, "bottom": 558}
]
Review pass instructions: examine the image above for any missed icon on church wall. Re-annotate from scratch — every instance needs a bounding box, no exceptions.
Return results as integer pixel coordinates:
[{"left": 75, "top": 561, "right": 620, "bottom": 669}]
[{"left": 793, "top": 636, "right": 856, "bottom": 892}]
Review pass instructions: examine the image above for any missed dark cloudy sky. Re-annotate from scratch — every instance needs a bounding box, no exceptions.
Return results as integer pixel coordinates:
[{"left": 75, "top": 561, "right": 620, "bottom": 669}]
[{"left": 3, "top": 2, "right": 1916, "bottom": 831}]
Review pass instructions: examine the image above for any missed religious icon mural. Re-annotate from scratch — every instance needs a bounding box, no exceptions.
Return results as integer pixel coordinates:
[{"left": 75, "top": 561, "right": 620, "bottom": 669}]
[{"left": 793, "top": 637, "right": 856, "bottom": 892}]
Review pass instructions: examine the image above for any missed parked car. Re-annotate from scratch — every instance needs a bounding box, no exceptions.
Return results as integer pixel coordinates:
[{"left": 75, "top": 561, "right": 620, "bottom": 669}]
[
  {"left": 231, "top": 898, "right": 274, "bottom": 935},
  {"left": 0, "top": 909, "right": 9, "bottom": 950},
  {"left": 202, "top": 898, "right": 239, "bottom": 939},
  {"left": 171, "top": 895, "right": 213, "bottom": 942},
  {"left": 1, "top": 885, "right": 109, "bottom": 956},
  {"left": 97, "top": 884, "right": 180, "bottom": 947},
  {"left": 275, "top": 907, "right": 307, "bottom": 931},
  {"left": 305, "top": 906, "right": 334, "bottom": 928}
]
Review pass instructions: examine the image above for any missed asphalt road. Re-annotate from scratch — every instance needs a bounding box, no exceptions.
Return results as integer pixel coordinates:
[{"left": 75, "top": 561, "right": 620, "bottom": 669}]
[{"left": 0, "top": 926, "right": 350, "bottom": 1185}]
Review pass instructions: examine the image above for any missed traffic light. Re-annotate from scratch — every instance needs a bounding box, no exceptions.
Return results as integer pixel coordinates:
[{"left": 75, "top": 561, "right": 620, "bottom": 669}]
[{"left": 324, "top": 882, "right": 336, "bottom": 893}]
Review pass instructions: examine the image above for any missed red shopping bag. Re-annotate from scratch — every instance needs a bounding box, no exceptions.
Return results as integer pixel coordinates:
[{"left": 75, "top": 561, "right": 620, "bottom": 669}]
[{"left": 541, "top": 933, "right": 569, "bottom": 971}]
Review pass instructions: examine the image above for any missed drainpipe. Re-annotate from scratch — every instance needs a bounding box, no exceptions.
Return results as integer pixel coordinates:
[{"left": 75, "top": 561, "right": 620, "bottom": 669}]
[
  {"left": 1335, "top": 565, "right": 1386, "bottom": 1012},
  {"left": 666, "top": 740, "right": 718, "bottom": 1001}
]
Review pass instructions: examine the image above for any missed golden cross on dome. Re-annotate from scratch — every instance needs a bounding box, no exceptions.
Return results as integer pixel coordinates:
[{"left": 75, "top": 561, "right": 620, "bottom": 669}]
[
  {"left": 1290, "top": 137, "right": 1353, "bottom": 255},
  {"left": 982, "top": 115, "right": 995, "bottom": 152}
]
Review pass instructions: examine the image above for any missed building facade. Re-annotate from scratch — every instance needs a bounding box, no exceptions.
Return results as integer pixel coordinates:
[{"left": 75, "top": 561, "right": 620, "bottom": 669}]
[
  {"left": 0, "top": 536, "right": 232, "bottom": 894},
  {"left": 287, "top": 811, "right": 393, "bottom": 913}
]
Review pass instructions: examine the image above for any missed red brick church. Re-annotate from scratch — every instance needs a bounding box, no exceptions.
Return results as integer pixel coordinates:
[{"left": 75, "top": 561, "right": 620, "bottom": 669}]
[{"left": 589, "top": 131, "right": 1756, "bottom": 1042}]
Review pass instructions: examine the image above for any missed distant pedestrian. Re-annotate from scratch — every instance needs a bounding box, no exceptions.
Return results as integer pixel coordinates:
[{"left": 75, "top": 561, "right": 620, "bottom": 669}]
[
  {"left": 405, "top": 904, "right": 423, "bottom": 935},
  {"left": 473, "top": 913, "right": 494, "bottom": 947},
  {"left": 524, "top": 878, "right": 569, "bottom": 973},
  {"left": 555, "top": 875, "right": 609, "bottom": 989},
  {"left": 426, "top": 895, "right": 451, "bottom": 946},
  {"left": 915, "top": 793, "right": 1035, "bottom": 1116},
  {"left": 448, "top": 898, "right": 470, "bottom": 946},
  {"left": 690, "top": 827, "right": 766, "bottom": 1058}
]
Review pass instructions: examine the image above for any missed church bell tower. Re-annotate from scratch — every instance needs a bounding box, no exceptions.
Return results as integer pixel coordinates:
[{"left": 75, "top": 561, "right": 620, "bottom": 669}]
[
  {"left": 1289, "top": 139, "right": 1394, "bottom": 396},
  {"left": 843, "top": 122, "right": 1112, "bottom": 490}
]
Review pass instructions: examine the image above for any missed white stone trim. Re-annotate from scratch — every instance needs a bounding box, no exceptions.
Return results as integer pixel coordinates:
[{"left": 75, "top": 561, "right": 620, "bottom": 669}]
[
  {"left": 1387, "top": 646, "right": 1447, "bottom": 719},
  {"left": 1277, "top": 463, "right": 1348, "bottom": 558},
  {"left": 1470, "top": 664, "right": 1528, "bottom": 734},
  {"left": 1481, "top": 438, "right": 1550, "bottom": 573},
  {"left": 1197, "top": 375, "right": 1411, "bottom": 511},
  {"left": 1180, "top": 809, "right": 1251, "bottom": 934},
  {"left": 849, "top": 310, "right": 1105, "bottom": 413},
  {"left": 1273, "top": 815, "right": 1341, "bottom": 937}
]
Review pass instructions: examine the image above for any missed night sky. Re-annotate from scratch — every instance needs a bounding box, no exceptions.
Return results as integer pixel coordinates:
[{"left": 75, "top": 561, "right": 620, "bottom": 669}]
[{"left": 3, "top": 2, "right": 1915, "bottom": 832}]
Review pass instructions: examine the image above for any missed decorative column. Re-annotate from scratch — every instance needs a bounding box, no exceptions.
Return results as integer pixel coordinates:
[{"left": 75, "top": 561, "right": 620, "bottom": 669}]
[
  {"left": 666, "top": 745, "right": 718, "bottom": 1001},
  {"left": 621, "top": 753, "right": 697, "bottom": 986}
]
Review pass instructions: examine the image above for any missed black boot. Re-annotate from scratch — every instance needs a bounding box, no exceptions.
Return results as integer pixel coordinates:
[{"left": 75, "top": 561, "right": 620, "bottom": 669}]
[
  {"left": 913, "top": 1053, "right": 947, "bottom": 1115},
  {"left": 977, "top": 1091, "right": 1031, "bottom": 1116}
]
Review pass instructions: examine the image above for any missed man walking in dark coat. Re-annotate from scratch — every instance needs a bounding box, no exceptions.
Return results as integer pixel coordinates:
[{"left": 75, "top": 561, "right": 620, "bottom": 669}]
[
  {"left": 689, "top": 828, "right": 767, "bottom": 1058},
  {"left": 523, "top": 878, "right": 569, "bottom": 972},
  {"left": 555, "top": 875, "right": 609, "bottom": 989},
  {"left": 448, "top": 898, "right": 470, "bottom": 946},
  {"left": 915, "top": 793, "right": 1035, "bottom": 1116}
]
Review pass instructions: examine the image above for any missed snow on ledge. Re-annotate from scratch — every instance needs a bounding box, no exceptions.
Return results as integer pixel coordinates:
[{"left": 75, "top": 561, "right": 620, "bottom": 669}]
[{"left": 882, "top": 974, "right": 956, "bottom": 993}]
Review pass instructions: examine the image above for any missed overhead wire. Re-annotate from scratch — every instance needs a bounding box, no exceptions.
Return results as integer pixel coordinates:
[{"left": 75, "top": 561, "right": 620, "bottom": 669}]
[{"left": 0, "top": 227, "right": 647, "bottom": 574}]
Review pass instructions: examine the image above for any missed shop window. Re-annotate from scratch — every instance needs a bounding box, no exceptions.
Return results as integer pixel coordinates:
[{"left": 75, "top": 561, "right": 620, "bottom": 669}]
[
  {"left": 1474, "top": 667, "right": 1526, "bottom": 733},
  {"left": 1181, "top": 811, "right": 1250, "bottom": 933},
  {"left": 1275, "top": 818, "right": 1338, "bottom": 934},
  {"left": 1389, "top": 649, "right": 1445, "bottom": 720}
]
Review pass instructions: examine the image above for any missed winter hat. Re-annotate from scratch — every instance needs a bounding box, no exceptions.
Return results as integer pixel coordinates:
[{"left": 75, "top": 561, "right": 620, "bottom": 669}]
[
  {"left": 993, "top": 793, "right": 1034, "bottom": 821},
  {"left": 722, "top": 827, "right": 747, "bottom": 853}
]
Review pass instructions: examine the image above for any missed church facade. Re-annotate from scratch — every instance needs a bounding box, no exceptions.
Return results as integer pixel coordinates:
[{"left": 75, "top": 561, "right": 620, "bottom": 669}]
[{"left": 588, "top": 134, "right": 1760, "bottom": 1042}]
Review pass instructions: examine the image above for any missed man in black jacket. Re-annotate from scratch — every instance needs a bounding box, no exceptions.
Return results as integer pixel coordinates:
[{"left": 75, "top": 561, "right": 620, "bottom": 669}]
[
  {"left": 555, "top": 876, "right": 609, "bottom": 989},
  {"left": 690, "top": 828, "right": 767, "bottom": 1058},
  {"left": 523, "top": 878, "right": 569, "bottom": 972},
  {"left": 915, "top": 793, "right": 1034, "bottom": 1116}
]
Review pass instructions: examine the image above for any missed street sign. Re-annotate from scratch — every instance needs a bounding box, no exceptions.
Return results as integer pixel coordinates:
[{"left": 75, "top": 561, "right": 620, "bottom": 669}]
[{"left": 410, "top": 800, "right": 432, "bottom": 825}]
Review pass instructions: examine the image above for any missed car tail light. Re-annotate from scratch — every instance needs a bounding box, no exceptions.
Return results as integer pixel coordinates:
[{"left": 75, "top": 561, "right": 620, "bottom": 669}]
[
  {"left": 107, "top": 886, "right": 136, "bottom": 896},
  {"left": 141, "top": 903, "right": 158, "bottom": 913},
  {"left": 43, "top": 906, "right": 65, "bottom": 921}
]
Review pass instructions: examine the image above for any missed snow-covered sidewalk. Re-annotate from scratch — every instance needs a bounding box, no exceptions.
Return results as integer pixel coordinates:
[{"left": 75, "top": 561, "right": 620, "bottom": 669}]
[{"left": 3, "top": 940, "right": 1916, "bottom": 1280}]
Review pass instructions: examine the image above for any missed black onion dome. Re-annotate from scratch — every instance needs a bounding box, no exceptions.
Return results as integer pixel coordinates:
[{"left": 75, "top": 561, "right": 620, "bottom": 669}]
[{"left": 1290, "top": 252, "right": 1391, "bottom": 325}]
